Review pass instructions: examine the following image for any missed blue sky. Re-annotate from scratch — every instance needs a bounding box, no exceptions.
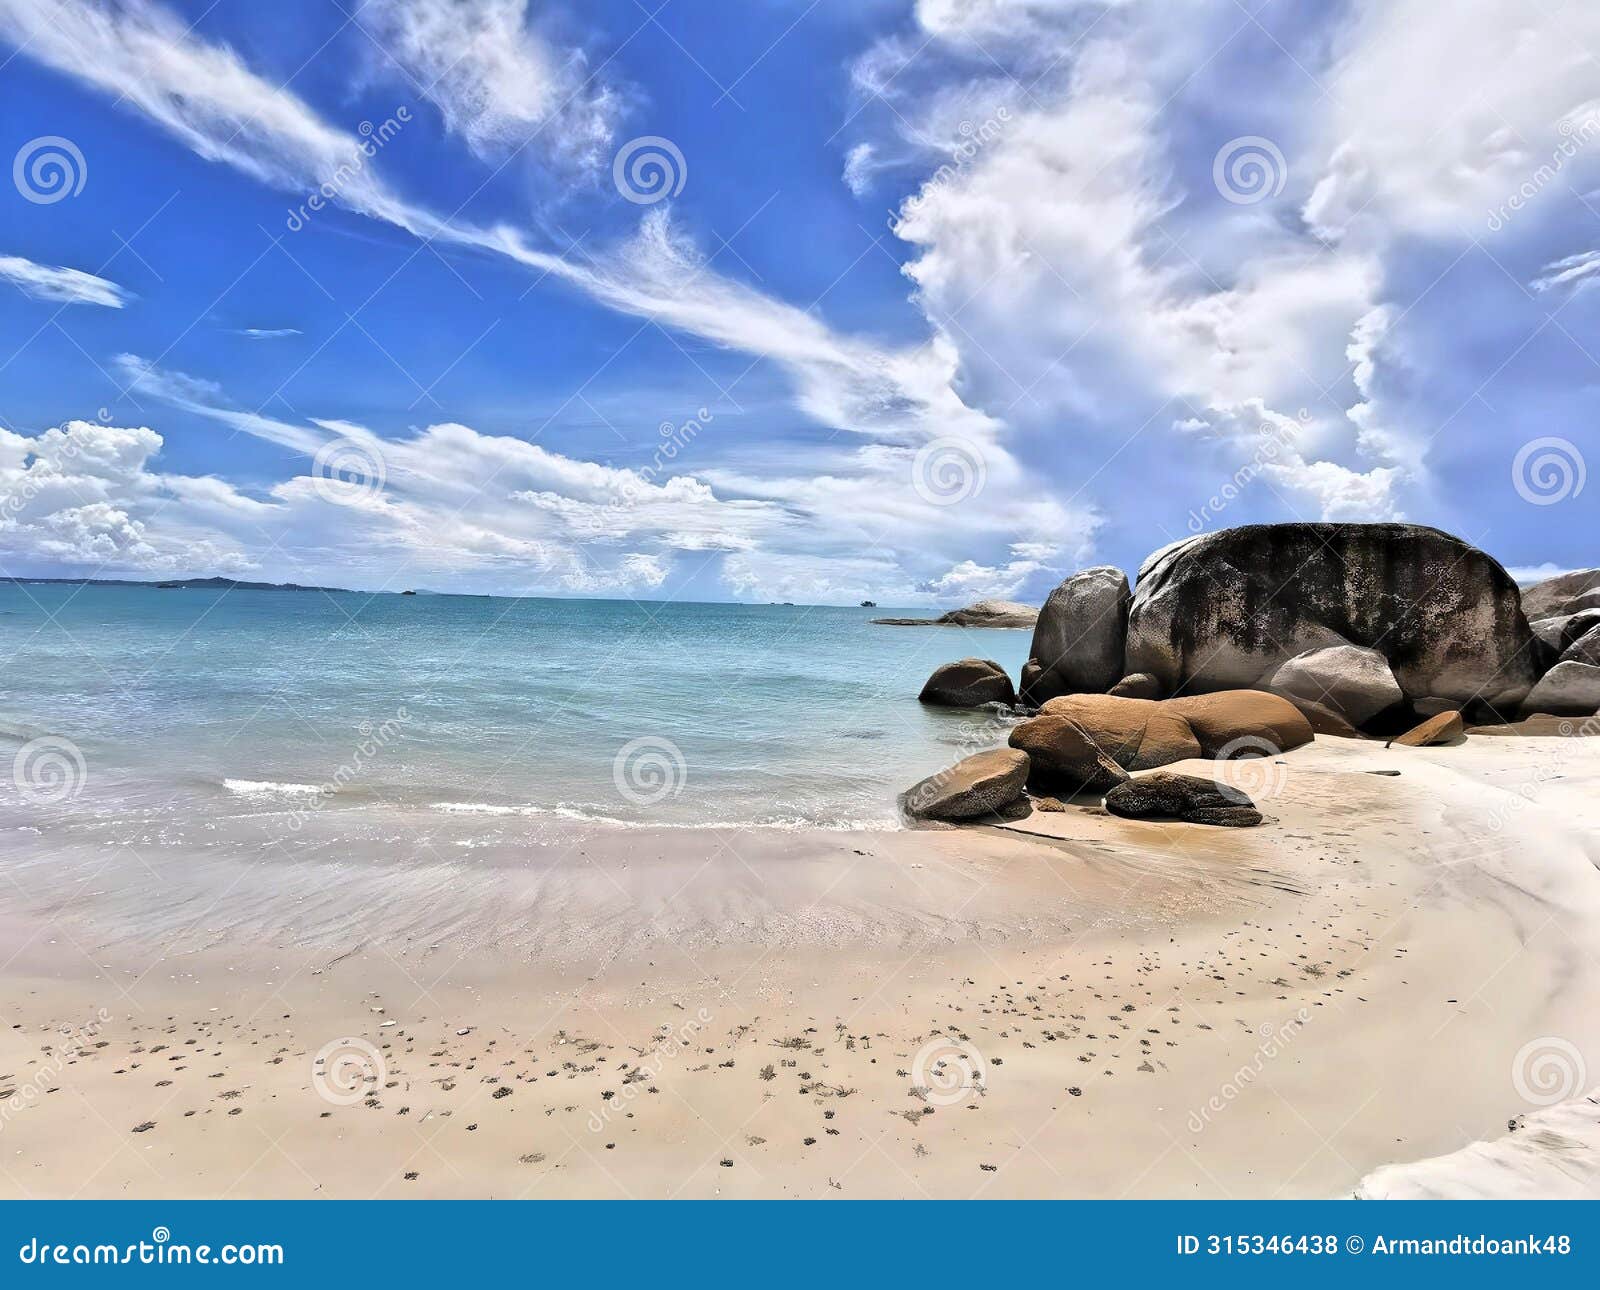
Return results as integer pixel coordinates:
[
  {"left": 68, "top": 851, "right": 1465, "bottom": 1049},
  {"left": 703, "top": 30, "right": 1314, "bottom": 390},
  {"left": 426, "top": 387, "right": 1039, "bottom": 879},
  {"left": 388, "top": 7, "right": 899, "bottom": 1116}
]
[{"left": 0, "top": 0, "right": 1595, "bottom": 603}]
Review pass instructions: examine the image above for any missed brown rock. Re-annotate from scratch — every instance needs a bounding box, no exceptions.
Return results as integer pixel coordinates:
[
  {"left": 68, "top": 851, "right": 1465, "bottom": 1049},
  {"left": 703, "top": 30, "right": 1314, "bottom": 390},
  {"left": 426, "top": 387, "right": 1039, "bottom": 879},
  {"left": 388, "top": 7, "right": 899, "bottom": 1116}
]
[
  {"left": 1007, "top": 714, "right": 1130, "bottom": 796},
  {"left": 1467, "top": 714, "right": 1599, "bottom": 737},
  {"left": 1039, "top": 694, "right": 1202, "bottom": 770},
  {"left": 1104, "top": 772, "right": 1262, "bottom": 827},
  {"left": 1386, "top": 711, "right": 1465, "bottom": 747},
  {"left": 899, "top": 748, "right": 1030, "bottom": 821},
  {"left": 1164, "top": 690, "right": 1314, "bottom": 757}
]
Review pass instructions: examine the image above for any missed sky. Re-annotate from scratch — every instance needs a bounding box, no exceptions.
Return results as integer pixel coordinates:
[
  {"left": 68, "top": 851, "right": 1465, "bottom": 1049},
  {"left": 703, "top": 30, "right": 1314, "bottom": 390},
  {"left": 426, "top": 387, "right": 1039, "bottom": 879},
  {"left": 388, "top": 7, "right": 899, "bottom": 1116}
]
[{"left": 0, "top": 0, "right": 1595, "bottom": 604}]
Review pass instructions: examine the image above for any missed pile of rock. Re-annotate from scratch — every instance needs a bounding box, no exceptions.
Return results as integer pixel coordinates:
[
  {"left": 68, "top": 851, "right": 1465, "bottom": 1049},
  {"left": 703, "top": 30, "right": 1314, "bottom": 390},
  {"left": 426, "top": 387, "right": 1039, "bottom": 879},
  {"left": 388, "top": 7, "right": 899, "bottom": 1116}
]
[{"left": 898, "top": 522, "right": 1597, "bottom": 829}]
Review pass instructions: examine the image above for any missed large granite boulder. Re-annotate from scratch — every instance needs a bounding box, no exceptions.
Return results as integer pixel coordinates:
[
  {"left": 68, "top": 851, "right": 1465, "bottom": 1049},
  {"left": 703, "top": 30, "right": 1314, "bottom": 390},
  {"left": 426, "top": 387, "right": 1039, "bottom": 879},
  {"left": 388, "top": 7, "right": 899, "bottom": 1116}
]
[
  {"left": 1125, "top": 524, "right": 1543, "bottom": 711},
  {"left": 1261, "top": 644, "right": 1403, "bottom": 727},
  {"left": 1163, "top": 690, "right": 1314, "bottom": 757},
  {"left": 1520, "top": 662, "right": 1600, "bottom": 717},
  {"left": 1022, "top": 567, "right": 1131, "bottom": 704},
  {"left": 900, "top": 748, "right": 1030, "bottom": 821},
  {"left": 1522, "top": 569, "right": 1600, "bottom": 621},
  {"left": 1007, "top": 714, "right": 1130, "bottom": 796},
  {"left": 918, "top": 658, "right": 1016, "bottom": 708},
  {"left": 1039, "top": 694, "right": 1202, "bottom": 770},
  {"left": 1104, "top": 772, "right": 1262, "bottom": 827}
]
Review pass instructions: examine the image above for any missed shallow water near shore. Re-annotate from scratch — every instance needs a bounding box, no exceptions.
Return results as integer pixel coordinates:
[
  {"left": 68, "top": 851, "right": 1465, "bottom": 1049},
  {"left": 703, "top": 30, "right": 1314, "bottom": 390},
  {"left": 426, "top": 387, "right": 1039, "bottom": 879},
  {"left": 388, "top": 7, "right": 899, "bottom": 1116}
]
[{"left": 0, "top": 583, "right": 1029, "bottom": 838}]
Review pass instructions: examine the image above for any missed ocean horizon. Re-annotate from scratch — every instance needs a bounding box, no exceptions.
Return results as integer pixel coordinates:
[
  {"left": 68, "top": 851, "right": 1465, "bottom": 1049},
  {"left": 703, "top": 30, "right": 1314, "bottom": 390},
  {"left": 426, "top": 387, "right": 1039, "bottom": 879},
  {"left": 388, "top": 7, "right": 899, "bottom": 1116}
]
[{"left": 0, "top": 582, "right": 1030, "bottom": 836}]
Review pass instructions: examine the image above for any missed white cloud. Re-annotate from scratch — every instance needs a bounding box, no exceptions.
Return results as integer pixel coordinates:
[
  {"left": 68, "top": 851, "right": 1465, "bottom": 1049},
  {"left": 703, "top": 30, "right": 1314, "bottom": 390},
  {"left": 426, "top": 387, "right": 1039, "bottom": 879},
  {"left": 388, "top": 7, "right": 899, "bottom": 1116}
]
[
  {"left": 355, "top": 0, "right": 618, "bottom": 174},
  {"left": 0, "top": 254, "right": 129, "bottom": 307},
  {"left": 234, "top": 327, "right": 301, "bottom": 339}
]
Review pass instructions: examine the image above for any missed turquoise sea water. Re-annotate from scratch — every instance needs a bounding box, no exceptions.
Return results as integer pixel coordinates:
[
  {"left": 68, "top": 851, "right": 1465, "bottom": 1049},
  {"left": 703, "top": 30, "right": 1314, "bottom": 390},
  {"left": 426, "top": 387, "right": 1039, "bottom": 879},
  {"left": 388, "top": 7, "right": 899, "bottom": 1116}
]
[{"left": 0, "top": 584, "right": 1029, "bottom": 833}]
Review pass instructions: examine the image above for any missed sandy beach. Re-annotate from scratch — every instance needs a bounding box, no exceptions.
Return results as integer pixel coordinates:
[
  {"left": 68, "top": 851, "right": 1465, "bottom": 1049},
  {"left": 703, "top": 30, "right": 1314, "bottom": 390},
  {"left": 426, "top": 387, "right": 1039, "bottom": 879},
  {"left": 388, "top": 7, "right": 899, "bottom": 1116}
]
[{"left": 2, "top": 731, "right": 1596, "bottom": 1199}]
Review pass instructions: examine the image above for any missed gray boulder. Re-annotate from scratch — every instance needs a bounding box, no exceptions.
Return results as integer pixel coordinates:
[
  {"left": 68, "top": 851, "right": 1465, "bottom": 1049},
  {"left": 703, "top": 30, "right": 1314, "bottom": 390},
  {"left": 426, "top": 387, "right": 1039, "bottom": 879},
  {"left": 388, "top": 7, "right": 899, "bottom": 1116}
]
[
  {"left": 900, "top": 748, "right": 1030, "bottom": 821},
  {"left": 1022, "top": 567, "right": 1131, "bottom": 704},
  {"left": 1108, "top": 672, "right": 1162, "bottom": 699},
  {"left": 1125, "top": 524, "right": 1543, "bottom": 711},
  {"left": 1564, "top": 624, "right": 1600, "bottom": 667},
  {"left": 1530, "top": 608, "right": 1600, "bottom": 655},
  {"left": 1522, "top": 569, "right": 1600, "bottom": 621},
  {"left": 1261, "top": 644, "right": 1403, "bottom": 727},
  {"left": 918, "top": 658, "right": 1016, "bottom": 708},
  {"left": 1104, "top": 772, "right": 1262, "bottom": 827},
  {"left": 1520, "top": 661, "right": 1600, "bottom": 717}
]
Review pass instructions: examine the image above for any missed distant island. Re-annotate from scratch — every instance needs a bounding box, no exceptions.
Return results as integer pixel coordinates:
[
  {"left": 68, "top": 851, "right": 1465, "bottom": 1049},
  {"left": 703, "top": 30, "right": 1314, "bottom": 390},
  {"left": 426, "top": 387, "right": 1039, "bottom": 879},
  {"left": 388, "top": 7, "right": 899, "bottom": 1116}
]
[{"left": 2, "top": 575, "right": 356, "bottom": 594}]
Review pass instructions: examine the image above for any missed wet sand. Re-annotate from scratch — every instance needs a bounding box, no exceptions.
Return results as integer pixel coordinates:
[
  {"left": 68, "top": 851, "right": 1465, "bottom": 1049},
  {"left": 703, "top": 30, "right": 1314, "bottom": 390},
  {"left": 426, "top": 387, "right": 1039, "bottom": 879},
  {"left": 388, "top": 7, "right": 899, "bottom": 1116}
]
[{"left": 1, "top": 734, "right": 1597, "bottom": 1198}]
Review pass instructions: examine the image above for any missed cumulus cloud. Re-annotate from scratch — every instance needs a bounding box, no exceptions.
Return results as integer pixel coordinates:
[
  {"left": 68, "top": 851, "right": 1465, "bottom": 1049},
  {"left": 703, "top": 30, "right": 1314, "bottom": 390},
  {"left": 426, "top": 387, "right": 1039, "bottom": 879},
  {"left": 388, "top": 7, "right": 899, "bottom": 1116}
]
[{"left": 0, "top": 254, "right": 130, "bottom": 307}]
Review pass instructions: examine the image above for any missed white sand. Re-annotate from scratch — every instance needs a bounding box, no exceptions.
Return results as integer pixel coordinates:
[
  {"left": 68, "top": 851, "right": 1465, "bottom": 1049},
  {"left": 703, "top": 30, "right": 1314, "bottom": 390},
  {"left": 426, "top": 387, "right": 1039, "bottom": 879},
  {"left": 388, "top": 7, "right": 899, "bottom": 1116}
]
[{"left": 0, "top": 733, "right": 1596, "bottom": 1197}]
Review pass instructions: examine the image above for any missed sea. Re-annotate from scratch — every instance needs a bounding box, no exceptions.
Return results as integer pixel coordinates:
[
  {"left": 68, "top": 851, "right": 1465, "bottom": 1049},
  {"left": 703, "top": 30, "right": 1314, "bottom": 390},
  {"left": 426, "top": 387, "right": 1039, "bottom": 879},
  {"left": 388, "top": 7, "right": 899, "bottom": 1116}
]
[{"left": 0, "top": 584, "right": 1030, "bottom": 843}]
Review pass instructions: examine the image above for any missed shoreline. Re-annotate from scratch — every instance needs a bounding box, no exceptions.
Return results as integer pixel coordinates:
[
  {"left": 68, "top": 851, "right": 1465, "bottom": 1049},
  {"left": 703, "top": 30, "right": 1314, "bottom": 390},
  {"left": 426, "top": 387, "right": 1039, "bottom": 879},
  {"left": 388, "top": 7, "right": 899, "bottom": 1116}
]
[{"left": 2, "top": 735, "right": 1596, "bottom": 1197}]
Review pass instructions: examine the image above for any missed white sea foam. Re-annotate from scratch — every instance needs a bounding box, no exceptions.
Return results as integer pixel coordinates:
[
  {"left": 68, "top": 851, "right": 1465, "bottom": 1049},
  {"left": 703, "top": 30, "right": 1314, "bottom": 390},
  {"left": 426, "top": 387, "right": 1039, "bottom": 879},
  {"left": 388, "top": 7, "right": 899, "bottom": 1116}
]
[
  {"left": 223, "top": 778, "right": 323, "bottom": 797},
  {"left": 427, "top": 801, "right": 894, "bottom": 831}
]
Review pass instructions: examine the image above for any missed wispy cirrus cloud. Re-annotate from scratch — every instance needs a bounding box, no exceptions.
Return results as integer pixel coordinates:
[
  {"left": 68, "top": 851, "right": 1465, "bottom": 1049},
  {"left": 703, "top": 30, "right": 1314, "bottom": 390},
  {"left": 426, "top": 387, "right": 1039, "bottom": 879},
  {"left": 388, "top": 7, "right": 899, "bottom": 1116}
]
[{"left": 0, "top": 253, "right": 130, "bottom": 307}]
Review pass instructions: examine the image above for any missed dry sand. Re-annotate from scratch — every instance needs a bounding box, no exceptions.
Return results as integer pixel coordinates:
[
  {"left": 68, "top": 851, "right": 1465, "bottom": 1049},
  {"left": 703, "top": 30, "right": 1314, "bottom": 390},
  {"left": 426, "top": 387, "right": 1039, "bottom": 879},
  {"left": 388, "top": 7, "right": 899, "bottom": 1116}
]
[{"left": 1, "top": 733, "right": 1597, "bottom": 1198}]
